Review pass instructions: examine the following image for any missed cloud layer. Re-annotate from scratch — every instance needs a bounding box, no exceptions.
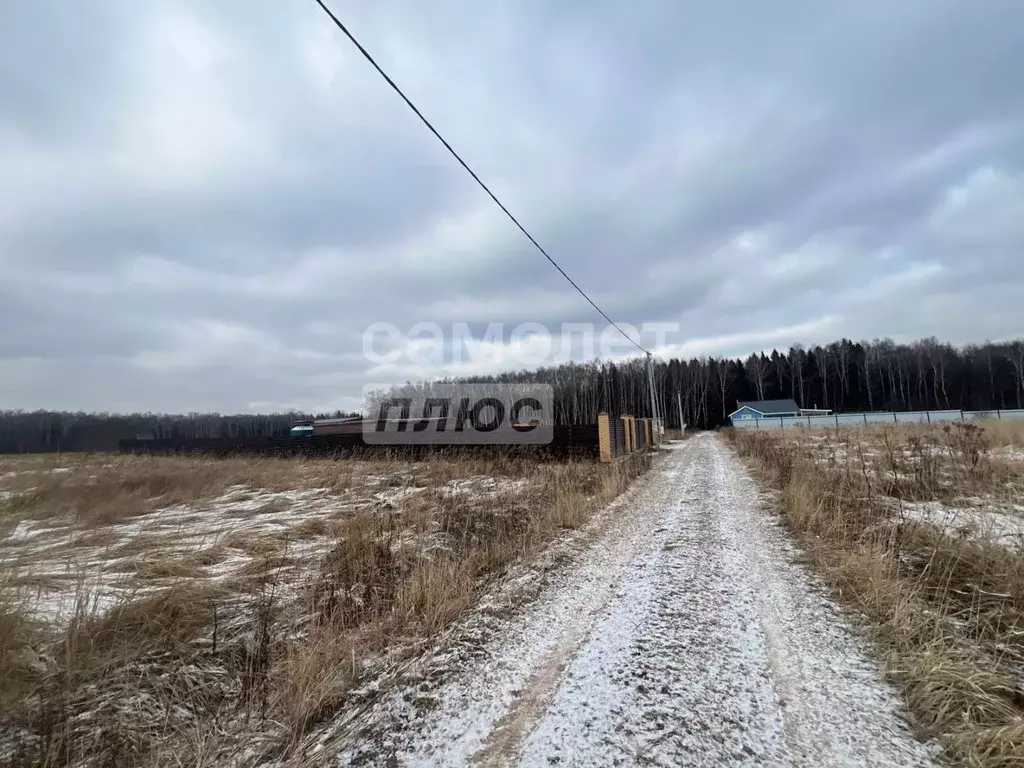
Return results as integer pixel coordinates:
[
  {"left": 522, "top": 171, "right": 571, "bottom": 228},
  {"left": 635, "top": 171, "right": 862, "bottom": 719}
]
[{"left": 3, "top": 0, "right": 1023, "bottom": 412}]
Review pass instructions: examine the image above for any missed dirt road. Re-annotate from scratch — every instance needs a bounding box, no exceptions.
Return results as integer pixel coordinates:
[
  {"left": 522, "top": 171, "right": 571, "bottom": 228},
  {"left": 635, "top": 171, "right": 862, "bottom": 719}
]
[{"left": 327, "top": 434, "right": 936, "bottom": 767}]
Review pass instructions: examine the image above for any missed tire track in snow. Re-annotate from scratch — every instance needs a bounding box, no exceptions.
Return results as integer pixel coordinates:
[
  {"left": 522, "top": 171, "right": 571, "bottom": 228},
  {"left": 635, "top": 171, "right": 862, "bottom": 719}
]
[
  {"left": 515, "top": 436, "right": 791, "bottom": 765},
  {"left": 515, "top": 434, "right": 937, "bottom": 767}
]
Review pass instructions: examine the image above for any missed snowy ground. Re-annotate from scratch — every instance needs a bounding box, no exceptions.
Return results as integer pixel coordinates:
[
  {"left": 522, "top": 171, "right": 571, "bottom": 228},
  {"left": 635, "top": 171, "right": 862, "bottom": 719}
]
[
  {"left": 0, "top": 467, "right": 534, "bottom": 627},
  {"left": 795, "top": 428, "right": 1024, "bottom": 553},
  {"left": 305, "top": 434, "right": 937, "bottom": 767},
  {"left": 899, "top": 500, "right": 1024, "bottom": 549}
]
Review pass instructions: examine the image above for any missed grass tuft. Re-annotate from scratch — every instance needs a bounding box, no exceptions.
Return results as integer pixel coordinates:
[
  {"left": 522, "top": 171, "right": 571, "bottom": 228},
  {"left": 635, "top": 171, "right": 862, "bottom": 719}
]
[{"left": 727, "top": 422, "right": 1024, "bottom": 765}]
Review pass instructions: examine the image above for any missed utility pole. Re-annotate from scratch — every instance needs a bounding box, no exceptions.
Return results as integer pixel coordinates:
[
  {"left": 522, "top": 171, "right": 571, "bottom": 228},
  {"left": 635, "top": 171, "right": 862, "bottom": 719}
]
[{"left": 646, "top": 352, "right": 660, "bottom": 425}]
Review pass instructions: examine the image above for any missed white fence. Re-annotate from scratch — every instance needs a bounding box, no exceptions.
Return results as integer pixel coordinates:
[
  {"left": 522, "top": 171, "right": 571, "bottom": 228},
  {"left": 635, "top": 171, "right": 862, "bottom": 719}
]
[{"left": 732, "top": 408, "right": 1024, "bottom": 431}]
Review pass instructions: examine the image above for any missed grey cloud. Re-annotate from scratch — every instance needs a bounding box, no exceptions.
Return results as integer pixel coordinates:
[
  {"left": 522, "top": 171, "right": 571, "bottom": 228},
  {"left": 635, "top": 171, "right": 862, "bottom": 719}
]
[{"left": 2, "top": 0, "right": 1024, "bottom": 412}]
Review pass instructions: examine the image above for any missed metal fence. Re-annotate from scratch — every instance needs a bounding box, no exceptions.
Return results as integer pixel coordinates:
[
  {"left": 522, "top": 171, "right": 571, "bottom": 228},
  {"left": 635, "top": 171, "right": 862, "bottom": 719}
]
[
  {"left": 732, "top": 408, "right": 1024, "bottom": 431},
  {"left": 597, "top": 413, "right": 662, "bottom": 462}
]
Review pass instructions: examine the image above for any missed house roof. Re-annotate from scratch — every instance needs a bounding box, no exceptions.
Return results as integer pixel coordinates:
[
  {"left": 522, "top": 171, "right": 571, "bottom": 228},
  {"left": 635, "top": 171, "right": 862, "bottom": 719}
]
[
  {"left": 312, "top": 417, "right": 362, "bottom": 426},
  {"left": 732, "top": 398, "right": 800, "bottom": 416}
]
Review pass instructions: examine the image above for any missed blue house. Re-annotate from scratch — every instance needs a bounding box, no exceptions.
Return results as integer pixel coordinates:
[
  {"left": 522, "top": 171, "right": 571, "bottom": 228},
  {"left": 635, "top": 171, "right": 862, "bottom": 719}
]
[{"left": 728, "top": 398, "right": 801, "bottom": 423}]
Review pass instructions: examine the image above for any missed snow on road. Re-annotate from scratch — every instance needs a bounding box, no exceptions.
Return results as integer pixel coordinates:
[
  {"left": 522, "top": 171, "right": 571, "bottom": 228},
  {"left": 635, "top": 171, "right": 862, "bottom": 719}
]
[{"left": 322, "top": 434, "right": 936, "bottom": 767}]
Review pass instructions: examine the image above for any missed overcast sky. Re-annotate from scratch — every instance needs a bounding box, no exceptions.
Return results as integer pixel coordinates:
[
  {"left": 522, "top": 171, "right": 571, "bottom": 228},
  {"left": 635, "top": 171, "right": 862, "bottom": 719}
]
[{"left": 2, "top": 0, "right": 1023, "bottom": 413}]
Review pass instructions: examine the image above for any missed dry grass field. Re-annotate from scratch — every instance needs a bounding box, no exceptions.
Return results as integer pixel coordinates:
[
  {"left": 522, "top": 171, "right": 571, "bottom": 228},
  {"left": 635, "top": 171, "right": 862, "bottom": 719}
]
[
  {"left": 728, "top": 421, "right": 1024, "bottom": 766},
  {"left": 0, "top": 450, "right": 649, "bottom": 767}
]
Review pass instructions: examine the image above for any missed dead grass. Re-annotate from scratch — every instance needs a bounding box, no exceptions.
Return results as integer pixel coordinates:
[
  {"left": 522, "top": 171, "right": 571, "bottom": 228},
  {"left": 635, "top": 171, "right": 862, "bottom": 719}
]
[
  {"left": 979, "top": 420, "right": 1024, "bottom": 450},
  {"left": 0, "top": 453, "right": 377, "bottom": 534},
  {"left": 728, "top": 422, "right": 1024, "bottom": 765},
  {"left": 0, "top": 449, "right": 651, "bottom": 766},
  {"left": 0, "top": 593, "right": 46, "bottom": 704},
  {"left": 60, "top": 584, "right": 229, "bottom": 673},
  {"left": 126, "top": 554, "right": 220, "bottom": 580}
]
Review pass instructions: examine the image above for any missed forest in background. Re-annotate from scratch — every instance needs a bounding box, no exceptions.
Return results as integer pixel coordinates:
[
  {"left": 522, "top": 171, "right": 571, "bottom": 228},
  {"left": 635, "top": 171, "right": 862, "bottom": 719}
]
[
  {"left": 0, "top": 411, "right": 359, "bottom": 454},
  {"left": 448, "top": 337, "right": 1024, "bottom": 429},
  {"left": 2, "top": 337, "right": 1023, "bottom": 452}
]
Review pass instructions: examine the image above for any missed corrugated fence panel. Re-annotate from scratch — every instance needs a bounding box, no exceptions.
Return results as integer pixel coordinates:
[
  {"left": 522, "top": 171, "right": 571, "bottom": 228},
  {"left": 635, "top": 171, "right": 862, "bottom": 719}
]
[
  {"left": 836, "top": 414, "right": 867, "bottom": 427},
  {"left": 732, "top": 409, "right": 1024, "bottom": 430}
]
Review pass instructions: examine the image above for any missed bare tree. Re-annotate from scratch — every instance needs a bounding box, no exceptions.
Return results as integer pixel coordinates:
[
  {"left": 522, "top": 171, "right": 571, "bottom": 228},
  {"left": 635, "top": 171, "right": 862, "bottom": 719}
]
[
  {"left": 895, "top": 346, "right": 910, "bottom": 408},
  {"left": 835, "top": 340, "right": 851, "bottom": 397},
  {"left": 714, "top": 358, "right": 736, "bottom": 420},
  {"left": 913, "top": 342, "right": 928, "bottom": 409},
  {"left": 746, "top": 353, "right": 768, "bottom": 401},
  {"left": 860, "top": 342, "right": 876, "bottom": 412},
  {"left": 789, "top": 346, "right": 806, "bottom": 407},
  {"left": 1010, "top": 340, "right": 1024, "bottom": 409},
  {"left": 813, "top": 345, "right": 832, "bottom": 410},
  {"left": 694, "top": 358, "right": 712, "bottom": 427},
  {"left": 921, "top": 338, "right": 949, "bottom": 410},
  {"left": 983, "top": 343, "right": 995, "bottom": 408},
  {"left": 772, "top": 351, "right": 788, "bottom": 399}
]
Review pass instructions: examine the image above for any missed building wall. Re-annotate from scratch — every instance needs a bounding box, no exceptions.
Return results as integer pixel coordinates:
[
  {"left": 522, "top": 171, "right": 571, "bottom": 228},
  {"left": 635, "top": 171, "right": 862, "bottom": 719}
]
[
  {"left": 731, "top": 406, "right": 762, "bottom": 421},
  {"left": 731, "top": 406, "right": 799, "bottom": 423}
]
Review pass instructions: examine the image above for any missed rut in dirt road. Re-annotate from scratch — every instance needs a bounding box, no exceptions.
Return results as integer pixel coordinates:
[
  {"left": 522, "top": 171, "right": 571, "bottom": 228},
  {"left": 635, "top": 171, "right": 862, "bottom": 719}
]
[{"left": 326, "top": 434, "right": 937, "bottom": 767}]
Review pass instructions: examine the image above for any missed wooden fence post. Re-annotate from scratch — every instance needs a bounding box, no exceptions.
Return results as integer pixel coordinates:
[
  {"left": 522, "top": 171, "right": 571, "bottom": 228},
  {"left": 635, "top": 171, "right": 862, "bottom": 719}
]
[{"left": 598, "top": 412, "right": 612, "bottom": 463}]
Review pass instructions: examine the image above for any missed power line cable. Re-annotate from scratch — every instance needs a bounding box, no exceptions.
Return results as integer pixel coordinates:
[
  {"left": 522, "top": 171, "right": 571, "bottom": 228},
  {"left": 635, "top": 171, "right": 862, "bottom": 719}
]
[{"left": 310, "top": 0, "right": 648, "bottom": 354}]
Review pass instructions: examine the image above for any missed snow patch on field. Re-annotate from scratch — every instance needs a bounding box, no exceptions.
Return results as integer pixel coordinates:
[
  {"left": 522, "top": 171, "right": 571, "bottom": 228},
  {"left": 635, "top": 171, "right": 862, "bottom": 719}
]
[
  {"left": 8, "top": 520, "right": 53, "bottom": 541},
  {"left": 994, "top": 446, "right": 1024, "bottom": 463},
  {"left": 0, "top": 485, "right": 353, "bottom": 625},
  {"left": 372, "top": 486, "right": 426, "bottom": 506},
  {"left": 900, "top": 501, "right": 1024, "bottom": 549},
  {"left": 441, "top": 476, "right": 530, "bottom": 498},
  {"left": 0, "top": 466, "right": 546, "bottom": 628}
]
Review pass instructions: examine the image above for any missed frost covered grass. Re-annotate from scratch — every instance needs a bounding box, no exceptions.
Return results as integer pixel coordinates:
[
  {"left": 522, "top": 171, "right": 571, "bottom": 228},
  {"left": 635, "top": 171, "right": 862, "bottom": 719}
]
[
  {"left": 729, "top": 422, "right": 1024, "bottom": 766},
  {"left": 979, "top": 420, "right": 1024, "bottom": 452},
  {"left": 0, "top": 450, "right": 648, "bottom": 766}
]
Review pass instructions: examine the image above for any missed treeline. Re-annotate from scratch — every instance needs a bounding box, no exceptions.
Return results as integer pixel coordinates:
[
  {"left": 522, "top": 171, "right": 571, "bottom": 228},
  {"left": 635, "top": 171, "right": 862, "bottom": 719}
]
[
  {"left": 5, "top": 338, "right": 1024, "bottom": 453},
  {"left": 451, "top": 338, "right": 1024, "bottom": 430},
  {"left": 0, "top": 410, "right": 359, "bottom": 454}
]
